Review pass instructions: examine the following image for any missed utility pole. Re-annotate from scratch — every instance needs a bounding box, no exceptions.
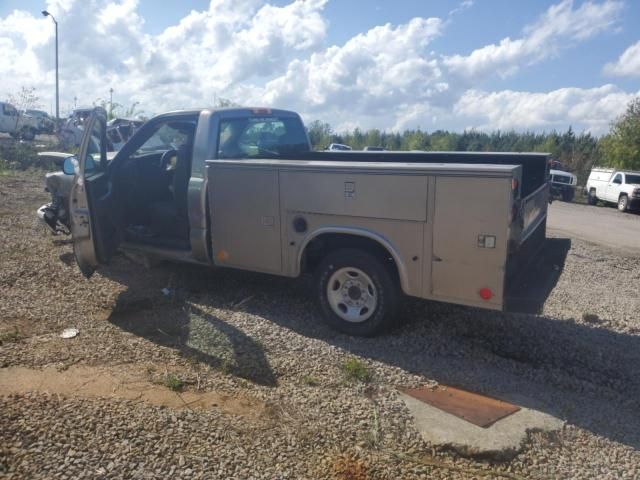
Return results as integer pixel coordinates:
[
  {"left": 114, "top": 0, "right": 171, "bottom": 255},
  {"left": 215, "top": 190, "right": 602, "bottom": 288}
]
[{"left": 74, "top": 96, "right": 77, "bottom": 109}]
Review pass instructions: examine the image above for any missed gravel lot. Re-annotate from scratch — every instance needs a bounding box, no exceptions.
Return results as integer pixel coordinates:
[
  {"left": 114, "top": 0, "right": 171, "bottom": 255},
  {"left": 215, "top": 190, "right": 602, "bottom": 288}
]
[{"left": 1, "top": 171, "right": 639, "bottom": 479}]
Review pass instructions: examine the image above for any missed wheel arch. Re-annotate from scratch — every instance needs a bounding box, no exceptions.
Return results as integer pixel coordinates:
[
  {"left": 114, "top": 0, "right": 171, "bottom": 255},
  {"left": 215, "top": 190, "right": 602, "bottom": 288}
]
[{"left": 296, "top": 227, "right": 409, "bottom": 294}]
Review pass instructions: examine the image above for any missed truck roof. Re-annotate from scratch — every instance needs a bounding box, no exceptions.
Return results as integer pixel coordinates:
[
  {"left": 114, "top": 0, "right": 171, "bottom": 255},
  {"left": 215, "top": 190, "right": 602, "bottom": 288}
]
[{"left": 152, "top": 106, "right": 301, "bottom": 119}]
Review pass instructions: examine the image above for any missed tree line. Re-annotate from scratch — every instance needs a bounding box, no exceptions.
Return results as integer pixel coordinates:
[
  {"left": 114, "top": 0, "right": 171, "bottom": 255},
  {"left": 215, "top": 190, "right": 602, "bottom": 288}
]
[{"left": 307, "top": 97, "right": 640, "bottom": 185}]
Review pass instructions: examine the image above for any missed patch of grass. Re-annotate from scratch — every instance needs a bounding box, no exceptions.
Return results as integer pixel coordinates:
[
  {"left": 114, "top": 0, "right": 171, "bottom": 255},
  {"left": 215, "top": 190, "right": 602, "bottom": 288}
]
[
  {"left": 342, "top": 358, "right": 372, "bottom": 383},
  {"left": 302, "top": 375, "right": 320, "bottom": 386},
  {"left": 163, "top": 373, "right": 185, "bottom": 392},
  {"left": 582, "top": 313, "right": 602, "bottom": 324},
  {"left": 0, "top": 327, "right": 21, "bottom": 345}
]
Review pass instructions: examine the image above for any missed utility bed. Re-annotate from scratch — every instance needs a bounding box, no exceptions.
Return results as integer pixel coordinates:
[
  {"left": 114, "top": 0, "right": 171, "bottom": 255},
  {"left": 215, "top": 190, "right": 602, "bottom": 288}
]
[{"left": 206, "top": 157, "right": 549, "bottom": 312}]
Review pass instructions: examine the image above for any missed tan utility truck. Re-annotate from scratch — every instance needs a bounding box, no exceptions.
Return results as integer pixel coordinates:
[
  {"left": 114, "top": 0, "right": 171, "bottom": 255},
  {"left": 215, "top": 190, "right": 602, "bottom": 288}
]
[{"left": 61, "top": 107, "right": 550, "bottom": 336}]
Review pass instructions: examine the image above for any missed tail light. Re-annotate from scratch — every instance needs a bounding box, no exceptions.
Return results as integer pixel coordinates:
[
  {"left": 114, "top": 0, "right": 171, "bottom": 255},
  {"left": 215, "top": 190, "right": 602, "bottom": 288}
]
[{"left": 479, "top": 288, "right": 493, "bottom": 300}]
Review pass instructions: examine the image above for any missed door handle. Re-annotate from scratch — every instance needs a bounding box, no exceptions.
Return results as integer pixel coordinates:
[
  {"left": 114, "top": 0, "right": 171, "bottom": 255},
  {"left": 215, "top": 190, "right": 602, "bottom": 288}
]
[{"left": 433, "top": 255, "right": 443, "bottom": 262}]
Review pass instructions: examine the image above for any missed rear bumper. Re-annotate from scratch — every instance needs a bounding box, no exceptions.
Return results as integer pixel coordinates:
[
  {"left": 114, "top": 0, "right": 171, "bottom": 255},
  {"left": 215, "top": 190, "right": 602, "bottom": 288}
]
[{"left": 629, "top": 197, "right": 640, "bottom": 210}]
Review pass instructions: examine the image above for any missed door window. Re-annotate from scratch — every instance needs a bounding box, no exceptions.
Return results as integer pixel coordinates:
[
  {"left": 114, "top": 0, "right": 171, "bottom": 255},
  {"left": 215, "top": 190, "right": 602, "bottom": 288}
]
[
  {"left": 2, "top": 104, "right": 18, "bottom": 116},
  {"left": 134, "top": 123, "right": 190, "bottom": 156},
  {"left": 84, "top": 118, "right": 106, "bottom": 174},
  {"left": 612, "top": 174, "right": 622, "bottom": 185}
]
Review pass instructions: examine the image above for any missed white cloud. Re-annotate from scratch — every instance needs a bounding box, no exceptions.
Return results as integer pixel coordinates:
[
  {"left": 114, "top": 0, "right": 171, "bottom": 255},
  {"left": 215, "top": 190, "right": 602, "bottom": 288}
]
[
  {"left": 449, "top": 0, "right": 474, "bottom": 17},
  {"left": 0, "top": 0, "right": 636, "bottom": 135},
  {"left": 443, "top": 0, "right": 623, "bottom": 79},
  {"left": 0, "top": 0, "right": 328, "bottom": 114},
  {"left": 604, "top": 41, "right": 640, "bottom": 77},
  {"left": 258, "top": 18, "right": 444, "bottom": 114},
  {"left": 454, "top": 85, "right": 639, "bottom": 133}
]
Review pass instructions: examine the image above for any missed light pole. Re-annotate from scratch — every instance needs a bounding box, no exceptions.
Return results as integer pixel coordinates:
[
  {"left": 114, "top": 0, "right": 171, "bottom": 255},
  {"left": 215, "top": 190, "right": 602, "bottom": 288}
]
[
  {"left": 109, "top": 88, "right": 114, "bottom": 119},
  {"left": 42, "top": 10, "right": 59, "bottom": 122}
]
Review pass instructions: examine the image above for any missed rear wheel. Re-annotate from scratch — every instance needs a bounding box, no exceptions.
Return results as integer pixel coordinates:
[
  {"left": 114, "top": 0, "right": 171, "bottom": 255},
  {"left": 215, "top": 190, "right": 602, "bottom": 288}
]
[
  {"left": 618, "top": 194, "right": 629, "bottom": 212},
  {"left": 316, "top": 248, "right": 399, "bottom": 337},
  {"left": 587, "top": 188, "right": 598, "bottom": 206}
]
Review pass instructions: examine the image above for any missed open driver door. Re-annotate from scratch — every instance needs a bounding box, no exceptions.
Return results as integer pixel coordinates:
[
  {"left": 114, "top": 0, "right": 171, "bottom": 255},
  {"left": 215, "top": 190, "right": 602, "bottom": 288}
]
[{"left": 69, "top": 107, "right": 120, "bottom": 277}]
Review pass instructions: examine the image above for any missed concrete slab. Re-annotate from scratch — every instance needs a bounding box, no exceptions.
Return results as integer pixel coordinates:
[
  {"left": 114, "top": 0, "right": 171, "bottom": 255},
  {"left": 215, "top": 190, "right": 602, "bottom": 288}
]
[{"left": 400, "top": 392, "right": 564, "bottom": 460}]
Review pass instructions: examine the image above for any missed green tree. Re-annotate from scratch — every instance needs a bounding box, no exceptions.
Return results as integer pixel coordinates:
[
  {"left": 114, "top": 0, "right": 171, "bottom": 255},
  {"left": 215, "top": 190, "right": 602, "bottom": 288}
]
[
  {"left": 599, "top": 97, "right": 640, "bottom": 170},
  {"left": 306, "top": 120, "right": 333, "bottom": 150}
]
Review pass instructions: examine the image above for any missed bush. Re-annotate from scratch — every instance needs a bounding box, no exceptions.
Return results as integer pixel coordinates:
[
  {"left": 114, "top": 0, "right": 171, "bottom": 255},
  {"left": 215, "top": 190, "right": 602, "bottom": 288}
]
[
  {"left": 0, "top": 142, "right": 39, "bottom": 170},
  {"left": 0, "top": 140, "right": 65, "bottom": 171}
]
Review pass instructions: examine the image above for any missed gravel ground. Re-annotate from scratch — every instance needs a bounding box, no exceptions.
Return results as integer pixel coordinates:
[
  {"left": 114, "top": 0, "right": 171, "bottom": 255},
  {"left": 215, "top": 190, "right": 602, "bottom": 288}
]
[{"left": 1, "top": 171, "right": 639, "bottom": 479}]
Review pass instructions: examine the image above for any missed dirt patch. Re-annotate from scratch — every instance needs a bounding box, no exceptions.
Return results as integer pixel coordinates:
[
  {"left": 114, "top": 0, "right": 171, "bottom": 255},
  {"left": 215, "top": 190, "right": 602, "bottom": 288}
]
[{"left": 0, "top": 364, "right": 267, "bottom": 419}]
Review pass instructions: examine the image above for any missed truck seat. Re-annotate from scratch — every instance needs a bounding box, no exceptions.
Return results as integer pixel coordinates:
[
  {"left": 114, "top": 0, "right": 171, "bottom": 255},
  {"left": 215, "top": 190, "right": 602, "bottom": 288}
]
[{"left": 148, "top": 143, "right": 192, "bottom": 241}]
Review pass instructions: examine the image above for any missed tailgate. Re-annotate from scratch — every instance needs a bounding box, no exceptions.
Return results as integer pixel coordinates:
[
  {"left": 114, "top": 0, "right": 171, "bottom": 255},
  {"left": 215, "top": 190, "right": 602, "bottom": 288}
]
[
  {"left": 520, "top": 182, "right": 549, "bottom": 244},
  {"left": 504, "top": 181, "right": 551, "bottom": 313}
]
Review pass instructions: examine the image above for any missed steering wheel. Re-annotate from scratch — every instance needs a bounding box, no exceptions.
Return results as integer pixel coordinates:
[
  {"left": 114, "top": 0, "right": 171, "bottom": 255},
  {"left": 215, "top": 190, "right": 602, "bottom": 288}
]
[{"left": 160, "top": 149, "right": 178, "bottom": 171}]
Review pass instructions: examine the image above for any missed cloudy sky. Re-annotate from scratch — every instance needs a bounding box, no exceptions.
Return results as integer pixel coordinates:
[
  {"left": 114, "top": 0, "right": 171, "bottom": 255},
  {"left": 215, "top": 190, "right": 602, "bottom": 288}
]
[{"left": 1, "top": 0, "right": 639, "bottom": 133}]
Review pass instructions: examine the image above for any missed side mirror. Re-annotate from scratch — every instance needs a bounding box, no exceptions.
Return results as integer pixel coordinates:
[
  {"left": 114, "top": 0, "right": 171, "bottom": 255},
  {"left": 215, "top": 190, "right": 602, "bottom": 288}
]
[{"left": 62, "top": 156, "right": 76, "bottom": 175}]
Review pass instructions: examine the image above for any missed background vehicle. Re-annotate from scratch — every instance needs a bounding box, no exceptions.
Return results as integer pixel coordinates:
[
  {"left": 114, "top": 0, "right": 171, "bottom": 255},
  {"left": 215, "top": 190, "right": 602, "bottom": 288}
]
[
  {"left": 0, "top": 101, "right": 39, "bottom": 140},
  {"left": 107, "top": 118, "right": 144, "bottom": 151},
  {"left": 585, "top": 167, "right": 640, "bottom": 212},
  {"left": 549, "top": 162, "right": 577, "bottom": 202},
  {"left": 24, "top": 109, "right": 55, "bottom": 134},
  {"left": 326, "top": 143, "right": 352, "bottom": 151},
  {"left": 60, "top": 107, "right": 550, "bottom": 336}
]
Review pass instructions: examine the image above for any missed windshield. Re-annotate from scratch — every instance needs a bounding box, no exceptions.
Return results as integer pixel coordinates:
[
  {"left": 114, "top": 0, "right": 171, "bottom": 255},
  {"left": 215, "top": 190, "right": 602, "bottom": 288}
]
[
  {"left": 625, "top": 174, "right": 640, "bottom": 185},
  {"left": 218, "top": 116, "right": 309, "bottom": 159}
]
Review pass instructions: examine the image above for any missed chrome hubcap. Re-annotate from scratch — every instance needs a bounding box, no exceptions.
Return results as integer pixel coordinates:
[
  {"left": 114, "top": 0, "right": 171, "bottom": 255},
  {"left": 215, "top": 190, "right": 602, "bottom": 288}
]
[{"left": 326, "top": 267, "right": 377, "bottom": 323}]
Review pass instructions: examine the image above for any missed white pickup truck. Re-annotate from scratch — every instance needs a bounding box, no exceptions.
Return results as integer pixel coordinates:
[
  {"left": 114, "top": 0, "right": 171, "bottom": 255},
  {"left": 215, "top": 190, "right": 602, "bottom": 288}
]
[
  {"left": 59, "top": 106, "right": 551, "bottom": 336},
  {"left": 0, "top": 101, "right": 39, "bottom": 140},
  {"left": 586, "top": 167, "right": 640, "bottom": 212}
]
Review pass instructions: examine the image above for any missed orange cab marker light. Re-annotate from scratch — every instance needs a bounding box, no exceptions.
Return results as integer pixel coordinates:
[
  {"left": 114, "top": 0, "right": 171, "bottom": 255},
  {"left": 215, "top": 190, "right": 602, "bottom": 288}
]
[
  {"left": 252, "top": 108, "right": 272, "bottom": 115},
  {"left": 512, "top": 178, "right": 519, "bottom": 191},
  {"left": 479, "top": 288, "right": 493, "bottom": 300}
]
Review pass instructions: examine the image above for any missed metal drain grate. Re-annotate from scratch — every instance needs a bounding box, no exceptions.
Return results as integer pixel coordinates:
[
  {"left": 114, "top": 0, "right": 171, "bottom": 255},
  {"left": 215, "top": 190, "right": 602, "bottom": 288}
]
[{"left": 400, "top": 385, "right": 521, "bottom": 428}]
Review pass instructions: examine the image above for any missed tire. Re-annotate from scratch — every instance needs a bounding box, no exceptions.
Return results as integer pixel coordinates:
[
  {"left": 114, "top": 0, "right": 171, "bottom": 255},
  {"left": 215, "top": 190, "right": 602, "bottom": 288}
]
[
  {"left": 315, "top": 248, "right": 399, "bottom": 337},
  {"left": 561, "top": 188, "right": 574, "bottom": 202},
  {"left": 587, "top": 189, "right": 598, "bottom": 206},
  {"left": 618, "top": 194, "right": 629, "bottom": 212},
  {"left": 20, "top": 128, "right": 35, "bottom": 141}
]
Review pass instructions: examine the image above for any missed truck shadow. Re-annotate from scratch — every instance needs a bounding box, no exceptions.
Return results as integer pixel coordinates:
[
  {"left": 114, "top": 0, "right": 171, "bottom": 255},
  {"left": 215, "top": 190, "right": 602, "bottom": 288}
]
[
  {"left": 101, "top": 264, "right": 277, "bottom": 387},
  {"left": 95, "top": 238, "right": 639, "bottom": 450},
  {"left": 233, "top": 237, "right": 640, "bottom": 450}
]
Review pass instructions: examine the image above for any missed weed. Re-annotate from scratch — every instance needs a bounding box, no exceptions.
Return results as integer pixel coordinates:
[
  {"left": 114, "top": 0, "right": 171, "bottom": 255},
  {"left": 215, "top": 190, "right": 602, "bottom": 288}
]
[
  {"left": 218, "top": 358, "right": 232, "bottom": 375},
  {"left": 342, "top": 358, "right": 372, "bottom": 383},
  {"left": 332, "top": 451, "right": 370, "bottom": 480},
  {"left": 164, "top": 373, "right": 184, "bottom": 392},
  {"left": 302, "top": 375, "right": 320, "bottom": 386},
  {"left": 0, "top": 327, "right": 20, "bottom": 345}
]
